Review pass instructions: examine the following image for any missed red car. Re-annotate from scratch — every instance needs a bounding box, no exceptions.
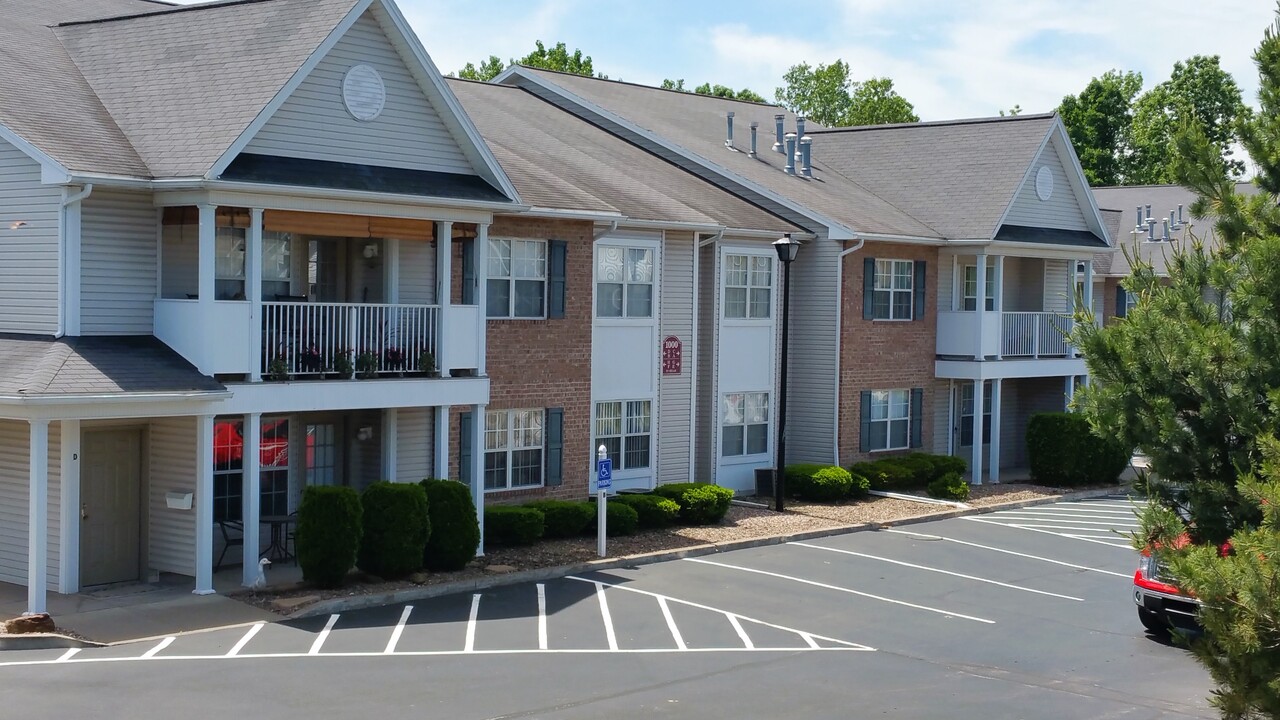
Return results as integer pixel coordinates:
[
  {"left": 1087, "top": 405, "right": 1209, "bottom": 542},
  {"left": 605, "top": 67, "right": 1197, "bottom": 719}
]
[{"left": 1133, "top": 535, "right": 1230, "bottom": 632}]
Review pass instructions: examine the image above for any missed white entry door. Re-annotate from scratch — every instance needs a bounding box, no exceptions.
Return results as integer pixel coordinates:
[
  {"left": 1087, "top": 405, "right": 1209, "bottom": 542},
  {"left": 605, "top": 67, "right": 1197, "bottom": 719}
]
[{"left": 80, "top": 429, "right": 143, "bottom": 587}]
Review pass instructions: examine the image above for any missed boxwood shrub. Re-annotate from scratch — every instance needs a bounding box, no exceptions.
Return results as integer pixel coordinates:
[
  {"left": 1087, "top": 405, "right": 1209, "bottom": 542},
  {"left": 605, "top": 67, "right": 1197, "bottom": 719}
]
[
  {"left": 420, "top": 479, "right": 480, "bottom": 571},
  {"left": 524, "top": 500, "right": 595, "bottom": 538},
  {"left": 485, "top": 506, "right": 545, "bottom": 546},
  {"left": 357, "top": 482, "right": 430, "bottom": 580},
  {"left": 653, "top": 482, "right": 734, "bottom": 525},
  {"left": 785, "top": 464, "right": 854, "bottom": 501},
  {"left": 1027, "top": 412, "right": 1130, "bottom": 487},
  {"left": 587, "top": 499, "right": 640, "bottom": 537},
  {"left": 894, "top": 455, "right": 937, "bottom": 488},
  {"left": 611, "top": 494, "right": 680, "bottom": 528},
  {"left": 849, "top": 460, "right": 915, "bottom": 492},
  {"left": 927, "top": 471, "right": 971, "bottom": 501},
  {"left": 296, "top": 485, "right": 362, "bottom": 588}
]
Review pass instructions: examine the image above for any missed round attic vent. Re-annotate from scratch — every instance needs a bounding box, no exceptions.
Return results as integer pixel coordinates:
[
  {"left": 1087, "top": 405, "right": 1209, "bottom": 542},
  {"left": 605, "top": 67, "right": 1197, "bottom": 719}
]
[
  {"left": 342, "top": 64, "right": 386, "bottom": 121},
  {"left": 1035, "top": 165, "right": 1054, "bottom": 201}
]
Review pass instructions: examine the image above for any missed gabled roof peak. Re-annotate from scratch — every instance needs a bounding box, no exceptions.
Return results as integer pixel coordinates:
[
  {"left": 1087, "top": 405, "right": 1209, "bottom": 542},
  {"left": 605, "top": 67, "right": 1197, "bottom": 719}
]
[
  {"left": 813, "top": 112, "right": 1056, "bottom": 134},
  {"left": 55, "top": 0, "right": 274, "bottom": 27},
  {"left": 507, "top": 65, "right": 785, "bottom": 110}
]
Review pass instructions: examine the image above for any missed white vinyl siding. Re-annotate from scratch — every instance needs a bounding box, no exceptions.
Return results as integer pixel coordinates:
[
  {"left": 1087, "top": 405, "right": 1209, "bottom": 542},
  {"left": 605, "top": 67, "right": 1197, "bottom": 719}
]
[
  {"left": 0, "top": 420, "right": 61, "bottom": 587},
  {"left": 397, "top": 239, "right": 436, "bottom": 305},
  {"left": 937, "top": 254, "right": 954, "bottom": 312},
  {"left": 694, "top": 242, "right": 718, "bottom": 484},
  {"left": 1042, "top": 258, "right": 1071, "bottom": 313},
  {"left": 931, "top": 380, "right": 951, "bottom": 456},
  {"left": 149, "top": 417, "right": 196, "bottom": 576},
  {"left": 0, "top": 138, "right": 60, "bottom": 334},
  {"left": 242, "top": 12, "right": 474, "bottom": 175},
  {"left": 1004, "top": 144, "right": 1089, "bottom": 231},
  {"left": 395, "top": 407, "right": 435, "bottom": 483},
  {"left": 788, "top": 232, "right": 840, "bottom": 464},
  {"left": 658, "top": 231, "right": 694, "bottom": 484},
  {"left": 81, "top": 190, "right": 157, "bottom": 334}
]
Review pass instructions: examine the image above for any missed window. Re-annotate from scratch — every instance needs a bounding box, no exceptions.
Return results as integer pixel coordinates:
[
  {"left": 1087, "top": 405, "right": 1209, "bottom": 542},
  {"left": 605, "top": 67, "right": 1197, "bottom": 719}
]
[
  {"left": 484, "top": 409, "right": 544, "bottom": 490},
  {"left": 211, "top": 418, "right": 291, "bottom": 522},
  {"left": 596, "top": 246, "right": 654, "bottom": 318},
  {"left": 260, "top": 418, "right": 290, "bottom": 516},
  {"left": 488, "top": 239, "right": 546, "bottom": 318},
  {"left": 724, "top": 254, "right": 772, "bottom": 319},
  {"left": 867, "top": 390, "right": 911, "bottom": 451},
  {"left": 215, "top": 227, "right": 246, "bottom": 300},
  {"left": 959, "top": 382, "right": 993, "bottom": 446},
  {"left": 962, "top": 260, "right": 996, "bottom": 311},
  {"left": 872, "top": 259, "right": 914, "bottom": 320},
  {"left": 722, "top": 392, "right": 769, "bottom": 457},
  {"left": 595, "top": 400, "right": 652, "bottom": 470},
  {"left": 306, "top": 423, "right": 337, "bottom": 487},
  {"left": 1125, "top": 291, "right": 1139, "bottom": 315},
  {"left": 262, "top": 231, "right": 292, "bottom": 300}
]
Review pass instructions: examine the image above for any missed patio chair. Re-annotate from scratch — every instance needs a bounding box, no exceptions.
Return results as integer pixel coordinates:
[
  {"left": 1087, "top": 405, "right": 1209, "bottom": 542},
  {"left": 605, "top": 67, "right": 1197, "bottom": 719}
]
[{"left": 215, "top": 519, "right": 244, "bottom": 572}]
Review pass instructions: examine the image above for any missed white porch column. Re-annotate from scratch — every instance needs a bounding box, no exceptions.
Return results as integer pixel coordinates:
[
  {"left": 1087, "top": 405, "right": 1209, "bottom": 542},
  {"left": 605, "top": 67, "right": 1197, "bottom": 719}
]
[
  {"left": 27, "top": 419, "right": 50, "bottom": 614},
  {"left": 973, "top": 254, "right": 987, "bottom": 360},
  {"left": 241, "top": 413, "right": 261, "bottom": 587},
  {"left": 1080, "top": 259, "right": 1093, "bottom": 357},
  {"left": 197, "top": 204, "right": 216, "bottom": 376},
  {"left": 992, "top": 255, "right": 1004, "bottom": 359},
  {"left": 436, "top": 221, "right": 453, "bottom": 374},
  {"left": 434, "top": 406, "right": 450, "bottom": 480},
  {"left": 988, "top": 379, "right": 1002, "bottom": 484},
  {"left": 970, "top": 381, "right": 985, "bottom": 485},
  {"left": 386, "top": 238, "right": 400, "bottom": 305},
  {"left": 1065, "top": 376, "right": 1076, "bottom": 409},
  {"left": 475, "top": 223, "right": 489, "bottom": 376},
  {"left": 471, "top": 403, "right": 485, "bottom": 556},
  {"left": 950, "top": 255, "right": 959, "bottom": 311},
  {"left": 248, "top": 209, "right": 263, "bottom": 382},
  {"left": 194, "top": 414, "right": 215, "bottom": 595},
  {"left": 945, "top": 380, "right": 955, "bottom": 456},
  {"left": 58, "top": 420, "right": 81, "bottom": 594},
  {"left": 382, "top": 409, "right": 398, "bottom": 481}
]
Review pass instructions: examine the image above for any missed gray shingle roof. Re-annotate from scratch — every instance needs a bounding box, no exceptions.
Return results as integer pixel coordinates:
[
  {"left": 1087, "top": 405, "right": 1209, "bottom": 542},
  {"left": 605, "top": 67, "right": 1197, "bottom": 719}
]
[
  {"left": 448, "top": 79, "right": 797, "bottom": 232},
  {"left": 0, "top": 335, "right": 225, "bottom": 397}
]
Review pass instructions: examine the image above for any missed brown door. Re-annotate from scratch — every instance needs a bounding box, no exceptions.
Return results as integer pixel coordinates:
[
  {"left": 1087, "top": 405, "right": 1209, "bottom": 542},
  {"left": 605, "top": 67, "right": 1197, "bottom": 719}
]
[{"left": 80, "top": 429, "right": 142, "bottom": 586}]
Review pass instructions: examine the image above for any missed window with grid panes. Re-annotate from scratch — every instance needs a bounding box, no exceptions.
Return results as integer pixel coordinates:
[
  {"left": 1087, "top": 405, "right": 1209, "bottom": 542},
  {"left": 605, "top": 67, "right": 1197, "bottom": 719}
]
[
  {"left": 213, "top": 419, "right": 243, "bottom": 523},
  {"left": 596, "top": 246, "right": 654, "bottom": 318},
  {"left": 487, "top": 239, "right": 547, "bottom": 318},
  {"left": 214, "top": 227, "right": 246, "bottom": 300},
  {"left": 594, "top": 400, "right": 652, "bottom": 470},
  {"left": 872, "top": 259, "right": 914, "bottom": 320},
  {"left": 723, "top": 254, "right": 772, "bottom": 319},
  {"left": 867, "top": 390, "right": 910, "bottom": 451},
  {"left": 262, "top": 231, "right": 292, "bottom": 299},
  {"left": 959, "top": 381, "right": 994, "bottom": 446},
  {"left": 484, "top": 409, "right": 544, "bottom": 490},
  {"left": 722, "top": 392, "right": 769, "bottom": 456},
  {"left": 260, "top": 418, "right": 290, "bottom": 515},
  {"left": 962, "top": 260, "right": 996, "bottom": 311}
]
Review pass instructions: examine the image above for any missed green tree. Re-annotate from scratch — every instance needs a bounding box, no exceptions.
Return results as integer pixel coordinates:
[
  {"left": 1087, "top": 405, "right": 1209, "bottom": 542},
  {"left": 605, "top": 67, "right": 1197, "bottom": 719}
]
[
  {"left": 455, "top": 41, "right": 598, "bottom": 82},
  {"left": 457, "top": 55, "right": 505, "bottom": 81},
  {"left": 843, "top": 77, "right": 918, "bottom": 125},
  {"left": 775, "top": 62, "right": 918, "bottom": 127},
  {"left": 1058, "top": 70, "right": 1143, "bottom": 186},
  {"left": 999, "top": 104, "right": 1023, "bottom": 117},
  {"left": 661, "top": 79, "right": 766, "bottom": 103}
]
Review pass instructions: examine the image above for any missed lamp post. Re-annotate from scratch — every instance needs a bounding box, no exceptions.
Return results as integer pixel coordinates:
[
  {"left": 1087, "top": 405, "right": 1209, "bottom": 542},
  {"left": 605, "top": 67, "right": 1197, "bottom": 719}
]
[{"left": 772, "top": 233, "right": 800, "bottom": 512}]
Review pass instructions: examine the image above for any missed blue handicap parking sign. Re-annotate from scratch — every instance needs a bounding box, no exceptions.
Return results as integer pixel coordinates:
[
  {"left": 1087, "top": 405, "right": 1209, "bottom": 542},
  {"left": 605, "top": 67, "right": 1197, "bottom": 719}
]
[{"left": 597, "top": 458, "right": 613, "bottom": 489}]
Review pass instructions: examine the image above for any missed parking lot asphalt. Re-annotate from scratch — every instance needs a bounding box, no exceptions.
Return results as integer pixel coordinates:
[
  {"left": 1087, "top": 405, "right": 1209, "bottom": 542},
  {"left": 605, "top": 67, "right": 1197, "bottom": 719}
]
[{"left": 1, "top": 495, "right": 1213, "bottom": 719}]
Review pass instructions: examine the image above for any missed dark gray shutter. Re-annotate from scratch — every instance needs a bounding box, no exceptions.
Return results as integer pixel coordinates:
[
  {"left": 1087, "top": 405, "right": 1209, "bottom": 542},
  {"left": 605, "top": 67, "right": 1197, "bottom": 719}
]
[
  {"left": 461, "top": 239, "right": 475, "bottom": 305},
  {"left": 910, "top": 387, "right": 924, "bottom": 448},
  {"left": 862, "top": 257, "right": 876, "bottom": 320},
  {"left": 548, "top": 239, "right": 567, "bottom": 319},
  {"left": 1115, "top": 286, "right": 1127, "bottom": 318},
  {"left": 459, "top": 411, "right": 473, "bottom": 486},
  {"left": 859, "top": 390, "right": 872, "bottom": 452},
  {"left": 913, "top": 260, "right": 926, "bottom": 320},
  {"left": 545, "top": 408, "right": 563, "bottom": 486}
]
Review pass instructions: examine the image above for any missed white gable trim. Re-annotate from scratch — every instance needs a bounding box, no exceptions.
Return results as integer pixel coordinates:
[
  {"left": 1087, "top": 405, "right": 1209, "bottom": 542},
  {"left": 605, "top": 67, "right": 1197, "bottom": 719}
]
[{"left": 0, "top": 122, "right": 69, "bottom": 181}]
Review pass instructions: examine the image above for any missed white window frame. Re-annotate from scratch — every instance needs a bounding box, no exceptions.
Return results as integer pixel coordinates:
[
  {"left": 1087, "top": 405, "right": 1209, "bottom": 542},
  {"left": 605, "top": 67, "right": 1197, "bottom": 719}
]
[
  {"left": 721, "top": 391, "right": 770, "bottom": 459},
  {"left": 722, "top": 253, "right": 773, "bottom": 321},
  {"left": 483, "top": 409, "right": 544, "bottom": 492},
  {"left": 594, "top": 400, "right": 653, "bottom": 472},
  {"left": 872, "top": 259, "right": 914, "bottom": 321},
  {"left": 488, "top": 238, "right": 547, "bottom": 319},
  {"left": 959, "top": 382, "right": 993, "bottom": 448},
  {"left": 867, "top": 389, "right": 911, "bottom": 452},
  {"left": 214, "top": 226, "right": 247, "bottom": 301},
  {"left": 962, "top": 259, "right": 996, "bottom": 312},
  {"left": 594, "top": 244, "right": 655, "bottom": 319}
]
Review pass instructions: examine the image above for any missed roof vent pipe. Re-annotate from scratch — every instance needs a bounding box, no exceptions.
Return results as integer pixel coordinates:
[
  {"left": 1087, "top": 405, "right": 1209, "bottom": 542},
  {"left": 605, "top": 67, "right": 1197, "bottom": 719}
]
[
  {"left": 795, "top": 117, "right": 806, "bottom": 161},
  {"left": 799, "top": 136, "right": 812, "bottom": 177},
  {"left": 1147, "top": 217, "right": 1157, "bottom": 241},
  {"left": 1169, "top": 209, "right": 1177, "bottom": 232},
  {"left": 1177, "top": 203, "right": 1184, "bottom": 225},
  {"left": 1162, "top": 218, "right": 1171, "bottom": 241},
  {"left": 784, "top": 133, "right": 797, "bottom": 174},
  {"left": 1136, "top": 205, "right": 1144, "bottom": 230},
  {"left": 725, "top": 112, "right": 735, "bottom": 149},
  {"left": 749, "top": 121, "right": 759, "bottom": 158},
  {"left": 1145, "top": 204, "right": 1152, "bottom": 223},
  {"left": 773, "top": 114, "right": 785, "bottom": 153}
]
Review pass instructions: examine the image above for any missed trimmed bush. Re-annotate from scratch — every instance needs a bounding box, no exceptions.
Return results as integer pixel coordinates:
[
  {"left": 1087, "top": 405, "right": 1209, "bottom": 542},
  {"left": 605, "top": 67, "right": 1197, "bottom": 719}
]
[
  {"left": 357, "top": 482, "right": 430, "bottom": 580},
  {"left": 485, "top": 506, "right": 545, "bottom": 546},
  {"left": 894, "top": 455, "right": 937, "bottom": 488},
  {"left": 927, "top": 471, "right": 970, "bottom": 501},
  {"left": 925, "top": 454, "right": 968, "bottom": 479},
  {"left": 849, "top": 460, "right": 915, "bottom": 491},
  {"left": 785, "top": 464, "right": 853, "bottom": 501},
  {"left": 846, "top": 469, "right": 871, "bottom": 499},
  {"left": 524, "top": 500, "right": 595, "bottom": 538},
  {"left": 420, "top": 479, "right": 480, "bottom": 571},
  {"left": 653, "top": 482, "right": 734, "bottom": 525},
  {"left": 783, "top": 463, "right": 830, "bottom": 499},
  {"left": 1027, "top": 412, "right": 1130, "bottom": 487},
  {"left": 587, "top": 499, "right": 640, "bottom": 536},
  {"left": 611, "top": 494, "right": 680, "bottom": 528},
  {"left": 296, "top": 486, "right": 362, "bottom": 588}
]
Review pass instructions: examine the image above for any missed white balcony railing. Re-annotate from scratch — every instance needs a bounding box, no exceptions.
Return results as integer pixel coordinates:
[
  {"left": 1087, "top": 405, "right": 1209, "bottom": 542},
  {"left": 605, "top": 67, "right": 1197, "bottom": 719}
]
[
  {"left": 262, "top": 302, "right": 439, "bottom": 378},
  {"left": 1000, "top": 311, "right": 1072, "bottom": 358}
]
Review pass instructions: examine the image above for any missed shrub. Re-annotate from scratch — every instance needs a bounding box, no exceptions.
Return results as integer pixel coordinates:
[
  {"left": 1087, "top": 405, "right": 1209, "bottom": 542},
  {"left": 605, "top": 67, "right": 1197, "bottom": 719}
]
[
  {"left": 357, "top": 482, "right": 430, "bottom": 580},
  {"left": 654, "top": 482, "right": 734, "bottom": 525},
  {"left": 846, "top": 469, "right": 871, "bottom": 499},
  {"left": 485, "top": 506, "right": 545, "bottom": 546},
  {"left": 850, "top": 460, "right": 915, "bottom": 491},
  {"left": 1027, "top": 412, "right": 1130, "bottom": 487},
  {"left": 893, "top": 455, "right": 935, "bottom": 488},
  {"left": 587, "top": 499, "right": 640, "bottom": 536},
  {"left": 420, "top": 479, "right": 480, "bottom": 571},
  {"left": 524, "top": 500, "right": 594, "bottom": 538},
  {"left": 611, "top": 494, "right": 680, "bottom": 528},
  {"left": 296, "top": 485, "right": 362, "bottom": 588},
  {"left": 785, "top": 464, "right": 853, "bottom": 501},
  {"left": 927, "top": 454, "right": 968, "bottom": 479},
  {"left": 927, "top": 472, "right": 970, "bottom": 501}
]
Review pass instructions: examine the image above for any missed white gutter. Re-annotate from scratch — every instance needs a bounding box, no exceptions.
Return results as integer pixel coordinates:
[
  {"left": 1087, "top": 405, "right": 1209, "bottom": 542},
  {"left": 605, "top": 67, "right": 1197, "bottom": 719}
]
[
  {"left": 832, "top": 237, "right": 866, "bottom": 467},
  {"left": 699, "top": 228, "right": 725, "bottom": 247},
  {"left": 57, "top": 183, "right": 93, "bottom": 338},
  {"left": 0, "top": 390, "right": 232, "bottom": 406},
  {"left": 524, "top": 207, "right": 626, "bottom": 223},
  {"left": 593, "top": 219, "right": 620, "bottom": 240}
]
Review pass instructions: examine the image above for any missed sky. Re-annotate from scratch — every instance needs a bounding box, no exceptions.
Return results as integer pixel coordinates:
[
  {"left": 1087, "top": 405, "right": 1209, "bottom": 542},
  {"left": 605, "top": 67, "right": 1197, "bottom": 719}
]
[{"left": 391, "top": 0, "right": 1274, "bottom": 120}]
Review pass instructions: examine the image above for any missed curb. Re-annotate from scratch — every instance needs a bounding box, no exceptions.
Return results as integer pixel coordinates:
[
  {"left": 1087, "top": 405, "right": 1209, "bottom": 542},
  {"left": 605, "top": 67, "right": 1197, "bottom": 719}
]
[
  {"left": 0, "top": 633, "right": 104, "bottom": 651},
  {"left": 289, "top": 485, "right": 1130, "bottom": 620}
]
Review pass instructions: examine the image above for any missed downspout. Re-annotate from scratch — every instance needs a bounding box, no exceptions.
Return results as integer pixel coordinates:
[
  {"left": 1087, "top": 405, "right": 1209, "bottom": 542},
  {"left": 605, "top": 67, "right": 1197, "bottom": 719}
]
[
  {"left": 690, "top": 227, "right": 724, "bottom": 484},
  {"left": 58, "top": 183, "right": 94, "bottom": 338},
  {"left": 593, "top": 220, "right": 620, "bottom": 240},
  {"left": 832, "top": 236, "right": 866, "bottom": 467}
]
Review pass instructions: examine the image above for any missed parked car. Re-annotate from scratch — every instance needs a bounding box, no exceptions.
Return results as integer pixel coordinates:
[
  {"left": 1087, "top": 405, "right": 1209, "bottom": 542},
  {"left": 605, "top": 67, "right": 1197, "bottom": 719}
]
[{"left": 1133, "top": 544, "right": 1201, "bottom": 632}]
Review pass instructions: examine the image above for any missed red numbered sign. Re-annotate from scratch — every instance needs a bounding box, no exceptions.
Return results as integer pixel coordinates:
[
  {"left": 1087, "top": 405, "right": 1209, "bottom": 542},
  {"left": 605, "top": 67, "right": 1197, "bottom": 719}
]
[{"left": 662, "top": 336, "right": 683, "bottom": 375}]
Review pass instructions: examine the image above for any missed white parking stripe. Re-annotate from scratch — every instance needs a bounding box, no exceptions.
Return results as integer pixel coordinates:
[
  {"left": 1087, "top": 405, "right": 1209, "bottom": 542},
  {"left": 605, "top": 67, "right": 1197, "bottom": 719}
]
[
  {"left": 1045, "top": 505, "right": 1140, "bottom": 515},
  {"left": 464, "top": 595, "right": 480, "bottom": 652},
  {"left": 1063, "top": 534, "right": 1131, "bottom": 548},
  {"left": 883, "top": 528, "right": 1130, "bottom": 577},
  {"left": 308, "top": 615, "right": 339, "bottom": 656},
  {"left": 683, "top": 558, "right": 995, "bottom": 624},
  {"left": 595, "top": 582, "right": 619, "bottom": 651},
  {"left": 800, "top": 633, "right": 820, "bottom": 649},
  {"left": 1058, "top": 502, "right": 1143, "bottom": 510},
  {"left": 383, "top": 605, "right": 413, "bottom": 654},
  {"left": 656, "top": 596, "right": 686, "bottom": 650},
  {"left": 726, "top": 614, "right": 754, "bottom": 649},
  {"left": 227, "top": 622, "right": 265, "bottom": 657},
  {"left": 963, "top": 517, "right": 1135, "bottom": 550},
  {"left": 55, "top": 648, "right": 80, "bottom": 662},
  {"left": 987, "top": 514, "right": 1139, "bottom": 526},
  {"left": 536, "top": 584, "right": 548, "bottom": 651},
  {"left": 790, "top": 542, "right": 1083, "bottom": 601},
  {"left": 141, "top": 637, "right": 175, "bottom": 658}
]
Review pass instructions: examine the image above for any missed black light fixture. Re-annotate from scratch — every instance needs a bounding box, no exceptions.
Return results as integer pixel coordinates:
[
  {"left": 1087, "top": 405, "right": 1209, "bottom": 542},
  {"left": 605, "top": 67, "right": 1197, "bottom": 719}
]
[{"left": 772, "top": 233, "right": 800, "bottom": 512}]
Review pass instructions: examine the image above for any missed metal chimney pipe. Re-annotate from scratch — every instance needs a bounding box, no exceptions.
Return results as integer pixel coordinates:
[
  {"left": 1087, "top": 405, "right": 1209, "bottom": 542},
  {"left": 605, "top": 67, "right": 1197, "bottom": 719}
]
[
  {"left": 1162, "top": 218, "right": 1170, "bottom": 241},
  {"left": 1169, "top": 209, "right": 1176, "bottom": 232},
  {"left": 749, "top": 121, "right": 759, "bottom": 158},
  {"left": 1147, "top": 218, "right": 1157, "bottom": 241},
  {"left": 773, "top": 114, "right": 785, "bottom": 153},
  {"left": 1136, "top": 205, "right": 1144, "bottom": 230},
  {"left": 795, "top": 117, "right": 806, "bottom": 162},
  {"left": 784, "top": 133, "right": 797, "bottom": 174},
  {"left": 1145, "top": 204, "right": 1152, "bottom": 222},
  {"left": 1178, "top": 203, "right": 1184, "bottom": 224},
  {"left": 725, "top": 112, "right": 735, "bottom": 149},
  {"left": 800, "top": 136, "right": 812, "bottom": 177}
]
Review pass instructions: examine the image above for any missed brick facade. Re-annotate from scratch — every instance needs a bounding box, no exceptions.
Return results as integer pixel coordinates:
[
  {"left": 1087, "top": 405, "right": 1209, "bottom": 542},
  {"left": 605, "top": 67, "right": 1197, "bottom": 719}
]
[{"left": 838, "top": 242, "right": 941, "bottom": 464}]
